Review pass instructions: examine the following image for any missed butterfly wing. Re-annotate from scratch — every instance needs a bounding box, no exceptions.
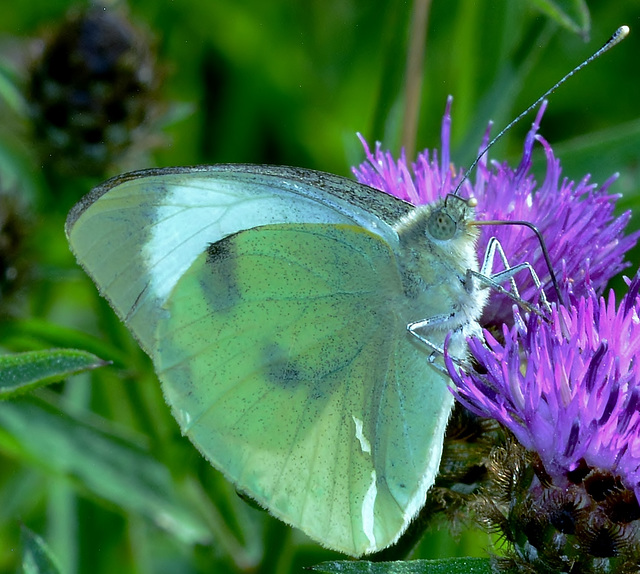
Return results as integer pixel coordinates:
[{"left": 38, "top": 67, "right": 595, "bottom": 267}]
[
  {"left": 156, "top": 222, "right": 454, "bottom": 556},
  {"left": 65, "top": 165, "right": 412, "bottom": 353}
]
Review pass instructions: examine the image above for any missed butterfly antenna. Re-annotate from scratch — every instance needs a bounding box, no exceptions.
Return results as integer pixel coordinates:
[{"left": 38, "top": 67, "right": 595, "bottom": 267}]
[{"left": 452, "top": 25, "right": 629, "bottom": 197}]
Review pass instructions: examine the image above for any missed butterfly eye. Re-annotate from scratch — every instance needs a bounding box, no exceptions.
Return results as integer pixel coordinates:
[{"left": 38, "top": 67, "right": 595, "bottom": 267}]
[{"left": 427, "top": 209, "right": 457, "bottom": 240}]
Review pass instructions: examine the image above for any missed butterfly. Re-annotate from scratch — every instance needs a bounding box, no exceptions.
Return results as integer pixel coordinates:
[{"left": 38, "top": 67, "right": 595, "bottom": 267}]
[{"left": 65, "top": 163, "right": 489, "bottom": 556}]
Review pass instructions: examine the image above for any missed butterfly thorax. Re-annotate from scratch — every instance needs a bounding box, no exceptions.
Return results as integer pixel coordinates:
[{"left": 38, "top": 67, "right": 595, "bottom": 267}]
[{"left": 392, "top": 197, "right": 488, "bottom": 345}]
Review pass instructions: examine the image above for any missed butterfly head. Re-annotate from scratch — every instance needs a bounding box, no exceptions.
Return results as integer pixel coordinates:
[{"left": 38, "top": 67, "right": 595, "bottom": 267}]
[
  {"left": 395, "top": 194, "right": 480, "bottom": 260},
  {"left": 393, "top": 194, "right": 483, "bottom": 318},
  {"left": 427, "top": 194, "right": 479, "bottom": 242}
]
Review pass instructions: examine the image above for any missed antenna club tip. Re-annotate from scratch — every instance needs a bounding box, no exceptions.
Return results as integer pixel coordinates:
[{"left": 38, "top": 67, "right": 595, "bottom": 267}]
[{"left": 612, "top": 25, "right": 630, "bottom": 44}]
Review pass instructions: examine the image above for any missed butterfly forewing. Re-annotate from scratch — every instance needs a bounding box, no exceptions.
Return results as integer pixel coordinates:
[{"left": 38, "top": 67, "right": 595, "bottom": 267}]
[{"left": 65, "top": 165, "right": 409, "bottom": 354}]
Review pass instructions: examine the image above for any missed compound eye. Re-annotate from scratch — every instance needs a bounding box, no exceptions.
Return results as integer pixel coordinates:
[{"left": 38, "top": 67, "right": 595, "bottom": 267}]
[{"left": 427, "top": 209, "right": 457, "bottom": 240}]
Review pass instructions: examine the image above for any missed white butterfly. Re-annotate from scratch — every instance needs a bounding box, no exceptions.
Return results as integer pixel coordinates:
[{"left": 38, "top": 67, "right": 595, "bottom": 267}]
[{"left": 66, "top": 164, "right": 497, "bottom": 556}]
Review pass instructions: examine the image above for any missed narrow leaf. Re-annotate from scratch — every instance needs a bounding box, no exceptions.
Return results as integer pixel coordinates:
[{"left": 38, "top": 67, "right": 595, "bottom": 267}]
[
  {"left": 311, "top": 557, "right": 493, "bottom": 574},
  {"left": 527, "top": 0, "right": 590, "bottom": 36},
  {"left": 21, "top": 525, "right": 63, "bottom": 574},
  {"left": 0, "top": 349, "right": 108, "bottom": 399},
  {"left": 0, "top": 319, "right": 131, "bottom": 366}
]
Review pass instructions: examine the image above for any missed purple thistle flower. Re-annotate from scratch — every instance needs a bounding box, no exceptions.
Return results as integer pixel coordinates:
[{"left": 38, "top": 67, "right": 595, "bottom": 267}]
[
  {"left": 446, "top": 271, "right": 640, "bottom": 501},
  {"left": 353, "top": 97, "right": 468, "bottom": 205},
  {"left": 352, "top": 97, "right": 639, "bottom": 325},
  {"left": 354, "top": 96, "right": 640, "bottom": 569}
]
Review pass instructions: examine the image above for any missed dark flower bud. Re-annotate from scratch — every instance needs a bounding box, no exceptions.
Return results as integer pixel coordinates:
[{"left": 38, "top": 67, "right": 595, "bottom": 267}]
[{"left": 27, "top": 5, "right": 161, "bottom": 176}]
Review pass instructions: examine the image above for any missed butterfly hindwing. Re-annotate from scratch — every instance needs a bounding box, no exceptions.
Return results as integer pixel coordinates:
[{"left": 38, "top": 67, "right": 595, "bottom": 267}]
[{"left": 155, "top": 222, "right": 454, "bottom": 556}]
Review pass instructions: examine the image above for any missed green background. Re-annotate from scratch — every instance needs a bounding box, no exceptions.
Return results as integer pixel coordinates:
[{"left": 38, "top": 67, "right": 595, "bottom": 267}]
[{"left": 0, "top": 0, "right": 639, "bottom": 573}]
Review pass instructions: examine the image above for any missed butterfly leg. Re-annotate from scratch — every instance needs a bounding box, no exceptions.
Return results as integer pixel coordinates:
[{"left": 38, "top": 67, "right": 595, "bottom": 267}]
[
  {"left": 406, "top": 315, "right": 471, "bottom": 374},
  {"left": 470, "top": 236, "right": 550, "bottom": 314},
  {"left": 408, "top": 237, "right": 550, "bottom": 363}
]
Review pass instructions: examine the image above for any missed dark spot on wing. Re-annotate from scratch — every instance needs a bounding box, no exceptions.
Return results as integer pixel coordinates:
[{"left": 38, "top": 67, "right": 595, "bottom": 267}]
[
  {"left": 262, "top": 342, "right": 332, "bottom": 402},
  {"left": 203, "top": 236, "right": 241, "bottom": 312},
  {"left": 263, "top": 342, "right": 306, "bottom": 388},
  {"left": 262, "top": 338, "right": 356, "bottom": 402},
  {"left": 206, "top": 236, "right": 232, "bottom": 263}
]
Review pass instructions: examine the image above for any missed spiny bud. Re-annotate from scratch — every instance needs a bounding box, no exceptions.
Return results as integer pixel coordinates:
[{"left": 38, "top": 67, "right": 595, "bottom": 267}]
[
  {"left": 0, "top": 190, "right": 31, "bottom": 315},
  {"left": 476, "top": 439, "right": 640, "bottom": 573},
  {"left": 27, "top": 5, "right": 161, "bottom": 175}
]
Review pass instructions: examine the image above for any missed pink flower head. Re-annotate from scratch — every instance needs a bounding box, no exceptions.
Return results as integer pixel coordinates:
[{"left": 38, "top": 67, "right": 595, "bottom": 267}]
[
  {"left": 352, "top": 97, "right": 638, "bottom": 325},
  {"left": 447, "top": 271, "right": 640, "bottom": 502}
]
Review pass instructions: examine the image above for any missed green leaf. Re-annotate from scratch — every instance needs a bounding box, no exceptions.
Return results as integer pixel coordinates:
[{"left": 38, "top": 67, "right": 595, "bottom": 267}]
[
  {"left": 0, "top": 395, "right": 210, "bottom": 545},
  {"left": 0, "top": 349, "right": 108, "bottom": 399},
  {"left": 21, "top": 525, "right": 63, "bottom": 574},
  {"left": 0, "top": 319, "right": 131, "bottom": 366},
  {"left": 527, "top": 0, "right": 590, "bottom": 37},
  {"left": 311, "top": 557, "right": 493, "bottom": 574}
]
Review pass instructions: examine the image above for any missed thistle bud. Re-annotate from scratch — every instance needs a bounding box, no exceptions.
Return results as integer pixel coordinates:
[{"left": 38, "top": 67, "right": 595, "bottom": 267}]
[
  {"left": 27, "top": 6, "right": 161, "bottom": 175},
  {"left": 0, "top": 190, "right": 30, "bottom": 315},
  {"left": 448, "top": 274, "right": 640, "bottom": 572}
]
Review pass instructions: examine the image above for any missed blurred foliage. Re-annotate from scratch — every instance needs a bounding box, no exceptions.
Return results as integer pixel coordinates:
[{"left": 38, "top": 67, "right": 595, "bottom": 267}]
[
  {"left": 0, "top": 0, "right": 639, "bottom": 573},
  {"left": 20, "top": 525, "right": 63, "bottom": 574}
]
